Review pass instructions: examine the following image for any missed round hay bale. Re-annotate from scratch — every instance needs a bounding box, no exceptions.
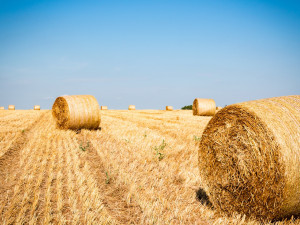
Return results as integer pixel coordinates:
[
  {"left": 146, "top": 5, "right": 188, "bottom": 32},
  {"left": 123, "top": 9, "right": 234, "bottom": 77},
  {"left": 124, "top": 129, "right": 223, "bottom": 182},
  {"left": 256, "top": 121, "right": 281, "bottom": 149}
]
[
  {"left": 0, "top": 107, "right": 4, "bottom": 110},
  {"left": 52, "top": 95, "right": 100, "bottom": 130},
  {"left": 128, "top": 105, "right": 135, "bottom": 110},
  {"left": 8, "top": 105, "right": 15, "bottom": 110},
  {"left": 166, "top": 106, "right": 173, "bottom": 111},
  {"left": 198, "top": 95, "right": 300, "bottom": 220},
  {"left": 193, "top": 98, "right": 216, "bottom": 116},
  {"left": 34, "top": 105, "right": 40, "bottom": 110},
  {"left": 216, "top": 106, "right": 223, "bottom": 110},
  {"left": 101, "top": 106, "right": 108, "bottom": 110}
]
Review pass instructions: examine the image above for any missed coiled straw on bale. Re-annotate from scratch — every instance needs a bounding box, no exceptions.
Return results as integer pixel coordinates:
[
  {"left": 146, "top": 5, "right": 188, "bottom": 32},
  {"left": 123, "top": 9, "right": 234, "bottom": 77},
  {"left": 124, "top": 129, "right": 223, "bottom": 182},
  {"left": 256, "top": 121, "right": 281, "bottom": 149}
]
[
  {"left": 52, "top": 95, "right": 100, "bottom": 130},
  {"left": 193, "top": 98, "right": 216, "bottom": 116},
  {"left": 0, "top": 107, "right": 4, "bottom": 110},
  {"left": 166, "top": 106, "right": 173, "bottom": 111},
  {"left": 198, "top": 95, "right": 300, "bottom": 220},
  {"left": 101, "top": 106, "right": 108, "bottom": 110},
  {"left": 34, "top": 105, "right": 40, "bottom": 110},
  {"left": 128, "top": 105, "right": 135, "bottom": 110},
  {"left": 8, "top": 105, "right": 15, "bottom": 110}
]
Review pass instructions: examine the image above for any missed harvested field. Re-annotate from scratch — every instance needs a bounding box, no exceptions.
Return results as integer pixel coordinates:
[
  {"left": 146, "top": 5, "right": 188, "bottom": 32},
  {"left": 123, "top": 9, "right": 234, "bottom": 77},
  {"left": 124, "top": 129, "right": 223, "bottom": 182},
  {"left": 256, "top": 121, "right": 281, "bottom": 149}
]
[{"left": 0, "top": 109, "right": 298, "bottom": 224}]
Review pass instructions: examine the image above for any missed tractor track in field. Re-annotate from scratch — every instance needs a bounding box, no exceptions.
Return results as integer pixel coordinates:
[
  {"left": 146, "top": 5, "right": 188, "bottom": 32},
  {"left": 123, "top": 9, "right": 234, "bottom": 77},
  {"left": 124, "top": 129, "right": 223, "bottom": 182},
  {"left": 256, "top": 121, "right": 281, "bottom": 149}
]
[
  {"left": 0, "top": 112, "right": 47, "bottom": 196},
  {"left": 76, "top": 131, "right": 144, "bottom": 224}
]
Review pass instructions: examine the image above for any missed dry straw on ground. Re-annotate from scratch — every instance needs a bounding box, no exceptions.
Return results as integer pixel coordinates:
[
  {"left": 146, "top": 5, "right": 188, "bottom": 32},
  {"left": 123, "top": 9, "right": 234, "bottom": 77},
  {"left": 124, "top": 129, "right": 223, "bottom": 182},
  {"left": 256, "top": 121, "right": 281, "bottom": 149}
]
[
  {"left": 216, "top": 106, "right": 223, "bottom": 110},
  {"left": 0, "top": 109, "right": 299, "bottom": 224},
  {"left": 193, "top": 98, "right": 216, "bottom": 116},
  {"left": 128, "top": 105, "right": 135, "bottom": 110},
  {"left": 198, "top": 95, "right": 300, "bottom": 220},
  {"left": 0, "top": 106, "right": 4, "bottom": 110},
  {"left": 166, "top": 106, "right": 173, "bottom": 111},
  {"left": 34, "top": 105, "right": 40, "bottom": 110},
  {"left": 52, "top": 95, "right": 100, "bottom": 130},
  {"left": 101, "top": 106, "right": 108, "bottom": 110},
  {"left": 8, "top": 105, "right": 15, "bottom": 110}
]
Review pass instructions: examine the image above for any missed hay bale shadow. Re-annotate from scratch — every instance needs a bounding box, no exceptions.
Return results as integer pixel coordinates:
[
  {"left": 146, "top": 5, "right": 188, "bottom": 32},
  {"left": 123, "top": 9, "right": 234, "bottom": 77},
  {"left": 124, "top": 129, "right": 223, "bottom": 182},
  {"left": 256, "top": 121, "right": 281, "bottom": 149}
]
[
  {"left": 75, "top": 127, "right": 102, "bottom": 134},
  {"left": 196, "top": 188, "right": 213, "bottom": 208}
]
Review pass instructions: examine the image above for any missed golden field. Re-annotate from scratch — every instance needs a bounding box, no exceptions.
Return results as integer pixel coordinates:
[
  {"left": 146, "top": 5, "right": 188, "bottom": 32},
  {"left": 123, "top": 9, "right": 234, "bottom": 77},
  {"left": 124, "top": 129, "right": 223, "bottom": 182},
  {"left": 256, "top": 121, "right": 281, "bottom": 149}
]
[{"left": 0, "top": 110, "right": 299, "bottom": 225}]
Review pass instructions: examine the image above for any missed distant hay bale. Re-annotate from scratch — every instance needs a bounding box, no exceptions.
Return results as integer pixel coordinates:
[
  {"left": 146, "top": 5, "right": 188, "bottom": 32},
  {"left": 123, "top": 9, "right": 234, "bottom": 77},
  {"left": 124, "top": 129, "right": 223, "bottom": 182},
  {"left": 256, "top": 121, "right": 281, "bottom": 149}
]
[
  {"left": 216, "top": 106, "right": 223, "bottom": 110},
  {"left": 34, "top": 105, "right": 40, "bottom": 110},
  {"left": 101, "top": 106, "right": 108, "bottom": 110},
  {"left": 198, "top": 95, "right": 300, "bottom": 220},
  {"left": 0, "top": 107, "right": 4, "bottom": 110},
  {"left": 52, "top": 95, "right": 100, "bottom": 130},
  {"left": 128, "top": 105, "right": 135, "bottom": 110},
  {"left": 166, "top": 106, "right": 173, "bottom": 111},
  {"left": 192, "top": 98, "right": 216, "bottom": 116},
  {"left": 8, "top": 105, "right": 15, "bottom": 110}
]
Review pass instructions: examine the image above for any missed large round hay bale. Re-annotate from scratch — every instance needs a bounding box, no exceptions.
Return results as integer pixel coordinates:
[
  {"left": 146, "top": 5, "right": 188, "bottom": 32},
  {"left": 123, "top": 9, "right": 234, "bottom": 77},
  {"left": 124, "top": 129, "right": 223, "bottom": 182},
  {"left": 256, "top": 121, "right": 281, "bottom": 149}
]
[
  {"left": 0, "top": 107, "right": 4, "bottom": 110},
  {"left": 198, "top": 95, "right": 300, "bottom": 220},
  {"left": 34, "top": 105, "right": 40, "bottom": 110},
  {"left": 101, "top": 106, "right": 108, "bottom": 110},
  {"left": 166, "top": 106, "right": 173, "bottom": 111},
  {"left": 193, "top": 98, "right": 216, "bottom": 116},
  {"left": 8, "top": 105, "right": 15, "bottom": 110},
  {"left": 128, "top": 105, "right": 135, "bottom": 110},
  {"left": 52, "top": 95, "right": 100, "bottom": 130}
]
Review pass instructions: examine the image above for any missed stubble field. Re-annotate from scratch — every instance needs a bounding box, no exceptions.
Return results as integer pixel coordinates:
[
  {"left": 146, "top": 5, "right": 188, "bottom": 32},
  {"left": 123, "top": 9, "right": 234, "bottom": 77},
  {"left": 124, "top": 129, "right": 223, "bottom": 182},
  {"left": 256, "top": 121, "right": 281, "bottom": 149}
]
[{"left": 0, "top": 110, "right": 298, "bottom": 225}]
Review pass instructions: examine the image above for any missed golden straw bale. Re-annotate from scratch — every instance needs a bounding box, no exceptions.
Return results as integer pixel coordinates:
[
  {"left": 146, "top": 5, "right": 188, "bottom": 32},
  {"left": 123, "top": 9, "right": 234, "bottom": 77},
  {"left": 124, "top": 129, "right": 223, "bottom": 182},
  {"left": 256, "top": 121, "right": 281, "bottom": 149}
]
[
  {"left": 8, "top": 105, "right": 15, "bottom": 110},
  {"left": 128, "top": 105, "right": 135, "bottom": 110},
  {"left": 52, "top": 95, "right": 100, "bottom": 130},
  {"left": 34, "top": 105, "right": 40, "bottom": 110},
  {"left": 101, "top": 106, "right": 108, "bottom": 110},
  {"left": 0, "top": 107, "right": 4, "bottom": 110},
  {"left": 166, "top": 106, "right": 173, "bottom": 111},
  {"left": 193, "top": 98, "right": 216, "bottom": 116},
  {"left": 198, "top": 95, "right": 300, "bottom": 220}
]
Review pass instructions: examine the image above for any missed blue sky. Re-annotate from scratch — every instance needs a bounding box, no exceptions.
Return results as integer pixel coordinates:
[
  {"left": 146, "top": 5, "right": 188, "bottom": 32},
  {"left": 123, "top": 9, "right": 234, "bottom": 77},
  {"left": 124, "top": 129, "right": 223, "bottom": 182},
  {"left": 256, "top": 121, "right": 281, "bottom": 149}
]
[{"left": 0, "top": 0, "right": 299, "bottom": 109}]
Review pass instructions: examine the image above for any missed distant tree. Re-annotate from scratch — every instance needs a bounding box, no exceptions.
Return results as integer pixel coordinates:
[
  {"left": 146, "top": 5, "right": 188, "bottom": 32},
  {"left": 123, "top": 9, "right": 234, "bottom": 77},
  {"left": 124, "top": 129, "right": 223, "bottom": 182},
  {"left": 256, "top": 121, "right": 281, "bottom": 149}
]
[{"left": 181, "top": 105, "right": 192, "bottom": 110}]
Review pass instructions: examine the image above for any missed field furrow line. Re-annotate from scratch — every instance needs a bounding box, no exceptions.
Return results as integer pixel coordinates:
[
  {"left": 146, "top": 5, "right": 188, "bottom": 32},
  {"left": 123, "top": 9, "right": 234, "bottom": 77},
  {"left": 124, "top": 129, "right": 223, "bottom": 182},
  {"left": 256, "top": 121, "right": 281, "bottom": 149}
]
[
  {"left": 55, "top": 137, "right": 69, "bottom": 225},
  {"left": 0, "top": 111, "right": 45, "bottom": 157},
  {"left": 75, "top": 131, "right": 143, "bottom": 224},
  {"left": 86, "top": 113, "right": 212, "bottom": 224},
  {"left": 42, "top": 152, "right": 57, "bottom": 224},
  {"left": 0, "top": 112, "right": 47, "bottom": 213},
  {"left": 0, "top": 112, "right": 51, "bottom": 224},
  {"left": 63, "top": 132, "right": 116, "bottom": 224}
]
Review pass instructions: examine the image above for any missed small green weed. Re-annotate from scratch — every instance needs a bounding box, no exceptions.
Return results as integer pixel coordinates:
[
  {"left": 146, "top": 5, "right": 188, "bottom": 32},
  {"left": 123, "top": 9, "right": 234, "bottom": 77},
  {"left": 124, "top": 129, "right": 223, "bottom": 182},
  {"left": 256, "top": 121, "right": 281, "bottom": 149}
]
[
  {"left": 153, "top": 139, "right": 167, "bottom": 161},
  {"left": 194, "top": 135, "right": 202, "bottom": 142},
  {"left": 105, "top": 171, "right": 110, "bottom": 184},
  {"left": 123, "top": 138, "right": 130, "bottom": 143},
  {"left": 79, "top": 141, "right": 90, "bottom": 151}
]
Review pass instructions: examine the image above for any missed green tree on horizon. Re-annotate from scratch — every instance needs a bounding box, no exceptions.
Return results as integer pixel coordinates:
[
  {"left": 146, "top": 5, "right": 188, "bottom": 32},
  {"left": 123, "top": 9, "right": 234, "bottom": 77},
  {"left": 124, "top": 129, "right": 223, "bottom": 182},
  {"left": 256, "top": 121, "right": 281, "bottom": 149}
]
[{"left": 181, "top": 105, "right": 192, "bottom": 110}]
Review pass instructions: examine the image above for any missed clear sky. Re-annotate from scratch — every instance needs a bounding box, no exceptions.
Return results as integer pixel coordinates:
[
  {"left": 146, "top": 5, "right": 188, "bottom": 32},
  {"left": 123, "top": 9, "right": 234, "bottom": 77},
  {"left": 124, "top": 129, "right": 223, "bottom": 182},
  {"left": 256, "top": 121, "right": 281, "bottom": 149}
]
[{"left": 0, "top": 0, "right": 299, "bottom": 109}]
